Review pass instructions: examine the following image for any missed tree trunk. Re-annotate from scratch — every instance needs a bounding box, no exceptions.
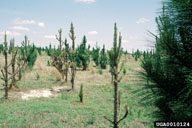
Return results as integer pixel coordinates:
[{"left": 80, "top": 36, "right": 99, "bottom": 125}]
[
  {"left": 18, "top": 64, "right": 22, "bottom": 80},
  {"left": 117, "top": 91, "right": 121, "bottom": 119},
  {"left": 65, "top": 64, "right": 68, "bottom": 82},
  {"left": 79, "top": 85, "right": 83, "bottom": 103},
  {"left": 114, "top": 74, "right": 118, "bottom": 128},
  {"left": 10, "top": 60, "right": 15, "bottom": 89},
  {"left": 4, "top": 48, "right": 8, "bottom": 99},
  {"left": 71, "top": 67, "right": 75, "bottom": 90}
]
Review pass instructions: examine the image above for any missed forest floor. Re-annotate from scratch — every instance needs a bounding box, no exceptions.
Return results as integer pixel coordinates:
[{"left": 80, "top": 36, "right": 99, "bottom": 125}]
[{"left": 0, "top": 55, "right": 157, "bottom": 128}]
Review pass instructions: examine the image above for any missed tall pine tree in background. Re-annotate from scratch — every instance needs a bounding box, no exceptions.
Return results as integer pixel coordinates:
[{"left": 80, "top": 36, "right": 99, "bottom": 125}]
[
  {"left": 76, "top": 36, "right": 90, "bottom": 70},
  {"left": 64, "top": 38, "right": 70, "bottom": 82},
  {"left": 92, "top": 42, "right": 100, "bottom": 66},
  {"left": 134, "top": 49, "right": 142, "bottom": 61},
  {"left": 20, "top": 36, "right": 37, "bottom": 69},
  {"left": 69, "top": 22, "right": 76, "bottom": 90},
  {"left": 8, "top": 41, "right": 13, "bottom": 54},
  {"left": 99, "top": 44, "right": 108, "bottom": 69}
]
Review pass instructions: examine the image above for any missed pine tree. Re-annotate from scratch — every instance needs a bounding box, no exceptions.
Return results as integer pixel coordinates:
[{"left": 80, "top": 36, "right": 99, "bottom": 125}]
[
  {"left": 45, "top": 46, "right": 49, "bottom": 56},
  {"left": 76, "top": 36, "right": 90, "bottom": 70},
  {"left": 79, "top": 84, "right": 83, "bottom": 103},
  {"left": 69, "top": 22, "right": 76, "bottom": 90},
  {"left": 64, "top": 38, "right": 70, "bottom": 82},
  {"left": 8, "top": 41, "right": 13, "bottom": 54},
  {"left": 56, "top": 29, "right": 63, "bottom": 55},
  {"left": 17, "top": 37, "right": 28, "bottom": 81},
  {"left": 36, "top": 47, "right": 42, "bottom": 55},
  {"left": 92, "top": 42, "right": 100, "bottom": 66},
  {"left": 20, "top": 36, "right": 37, "bottom": 69},
  {"left": 0, "top": 33, "right": 26, "bottom": 98},
  {"left": 75, "top": 47, "right": 82, "bottom": 67},
  {"left": 1, "top": 33, "right": 9, "bottom": 99},
  {"left": 49, "top": 43, "right": 53, "bottom": 56},
  {"left": 104, "top": 23, "right": 128, "bottom": 128},
  {"left": 141, "top": 1, "right": 192, "bottom": 121},
  {"left": 99, "top": 44, "right": 108, "bottom": 69},
  {"left": 10, "top": 39, "right": 18, "bottom": 89},
  {"left": 134, "top": 49, "right": 141, "bottom": 61},
  {"left": 17, "top": 50, "right": 23, "bottom": 81},
  {"left": 0, "top": 44, "right": 3, "bottom": 54},
  {"left": 53, "top": 28, "right": 65, "bottom": 78},
  {"left": 27, "top": 43, "right": 37, "bottom": 69}
]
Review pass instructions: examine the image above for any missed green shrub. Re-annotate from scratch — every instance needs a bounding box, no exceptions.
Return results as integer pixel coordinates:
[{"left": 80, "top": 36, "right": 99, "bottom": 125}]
[
  {"left": 47, "top": 60, "right": 51, "bottom": 66},
  {"left": 79, "top": 84, "right": 83, "bottom": 103},
  {"left": 35, "top": 72, "right": 40, "bottom": 80},
  {"left": 123, "top": 67, "right": 126, "bottom": 75},
  {"left": 98, "top": 69, "right": 103, "bottom": 75}
]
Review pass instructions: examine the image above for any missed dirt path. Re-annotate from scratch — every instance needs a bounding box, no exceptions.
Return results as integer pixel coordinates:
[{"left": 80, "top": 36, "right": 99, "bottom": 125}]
[{"left": 7, "top": 86, "right": 71, "bottom": 100}]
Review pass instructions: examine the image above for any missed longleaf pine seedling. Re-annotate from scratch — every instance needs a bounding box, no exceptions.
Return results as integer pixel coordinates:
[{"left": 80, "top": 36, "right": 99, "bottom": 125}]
[
  {"left": 69, "top": 22, "right": 76, "bottom": 90},
  {"left": 79, "top": 84, "right": 83, "bottom": 103},
  {"left": 104, "top": 23, "right": 128, "bottom": 128}
]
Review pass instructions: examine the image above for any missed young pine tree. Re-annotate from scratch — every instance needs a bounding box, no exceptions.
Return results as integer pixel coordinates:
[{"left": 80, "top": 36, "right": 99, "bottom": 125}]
[
  {"left": 69, "top": 22, "right": 76, "bottom": 90},
  {"left": 76, "top": 36, "right": 90, "bottom": 70},
  {"left": 99, "top": 44, "right": 108, "bottom": 69},
  {"left": 0, "top": 33, "right": 26, "bottom": 98},
  {"left": 92, "top": 42, "right": 100, "bottom": 66},
  {"left": 1, "top": 33, "right": 9, "bottom": 99},
  {"left": 64, "top": 38, "right": 70, "bottom": 82},
  {"left": 27, "top": 44, "right": 37, "bottom": 69},
  {"left": 21, "top": 36, "right": 37, "bottom": 69},
  {"left": 79, "top": 84, "right": 83, "bottom": 103},
  {"left": 134, "top": 49, "right": 141, "bottom": 61},
  {"left": 10, "top": 39, "right": 18, "bottom": 89},
  {"left": 54, "top": 28, "right": 65, "bottom": 78},
  {"left": 104, "top": 23, "right": 128, "bottom": 128},
  {"left": 8, "top": 41, "right": 13, "bottom": 54}
]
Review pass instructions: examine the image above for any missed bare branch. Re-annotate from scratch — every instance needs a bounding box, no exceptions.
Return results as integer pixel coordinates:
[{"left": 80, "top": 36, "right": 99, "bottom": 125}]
[
  {"left": 7, "top": 61, "right": 25, "bottom": 81},
  {"left": 1, "top": 69, "right": 5, "bottom": 79},
  {"left": 117, "top": 105, "right": 129, "bottom": 124},
  {"left": 117, "top": 62, "right": 124, "bottom": 75},
  {"left": 7, "top": 63, "right": 12, "bottom": 68},
  {"left": 104, "top": 116, "right": 114, "bottom": 124},
  {"left": 118, "top": 75, "right": 123, "bottom": 82}
]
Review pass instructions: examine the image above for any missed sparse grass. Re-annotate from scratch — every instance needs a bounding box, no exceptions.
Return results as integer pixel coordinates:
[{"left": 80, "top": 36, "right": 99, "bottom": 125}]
[
  {"left": 0, "top": 55, "right": 157, "bottom": 128},
  {"left": 0, "top": 84, "right": 156, "bottom": 128}
]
